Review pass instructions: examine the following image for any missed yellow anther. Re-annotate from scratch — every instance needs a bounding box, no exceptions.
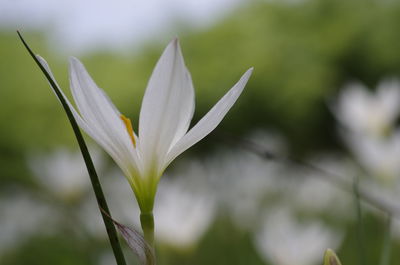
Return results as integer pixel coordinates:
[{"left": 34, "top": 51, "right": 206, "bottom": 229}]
[{"left": 120, "top": 114, "right": 136, "bottom": 147}]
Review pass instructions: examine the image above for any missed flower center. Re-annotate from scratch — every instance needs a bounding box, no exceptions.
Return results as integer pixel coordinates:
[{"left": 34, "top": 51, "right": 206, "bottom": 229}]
[{"left": 120, "top": 114, "right": 136, "bottom": 147}]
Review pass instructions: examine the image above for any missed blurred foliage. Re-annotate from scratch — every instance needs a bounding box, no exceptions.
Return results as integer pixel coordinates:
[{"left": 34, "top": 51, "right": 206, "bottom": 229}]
[
  {"left": 2, "top": 0, "right": 400, "bottom": 155},
  {"left": 1, "top": 234, "right": 93, "bottom": 265},
  {"left": 1, "top": 0, "right": 400, "bottom": 264},
  {"left": 157, "top": 217, "right": 265, "bottom": 265}
]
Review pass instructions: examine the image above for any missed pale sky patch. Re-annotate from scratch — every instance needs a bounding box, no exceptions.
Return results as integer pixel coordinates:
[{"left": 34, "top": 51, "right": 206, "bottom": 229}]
[{"left": 1, "top": 0, "right": 244, "bottom": 54}]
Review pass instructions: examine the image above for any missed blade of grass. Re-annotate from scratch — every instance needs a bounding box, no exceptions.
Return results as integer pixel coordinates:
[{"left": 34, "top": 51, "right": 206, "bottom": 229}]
[
  {"left": 17, "top": 31, "right": 127, "bottom": 265},
  {"left": 353, "top": 176, "right": 366, "bottom": 265},
  {"left": 379, "top": 213, "right": 392, "bottom": 265}
]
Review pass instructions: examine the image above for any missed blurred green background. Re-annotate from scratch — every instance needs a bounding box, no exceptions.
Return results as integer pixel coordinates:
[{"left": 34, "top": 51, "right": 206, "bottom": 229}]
[{"left": 1, "top": 0, "right": 400, "bottom": 264}]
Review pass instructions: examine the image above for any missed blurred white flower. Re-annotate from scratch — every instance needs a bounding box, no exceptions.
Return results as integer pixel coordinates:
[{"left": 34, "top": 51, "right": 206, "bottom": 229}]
[
  {"left": 345, "top": 130, "right": 400, "bottom": 182},
  {"left": 334, "top": 79, "right": 400, "bottom": 185},
  {"left": 218, "top": 153, "right": 283, "bottom": 229},
  {"left": 78, "top": 168, "right": 140, "bottom": 238},
  {"left": 154, "top": 175, "right": 217, "bottom": 249},
  {"left": 288, "top": 155, "right": 354, "bottom": 218},
  {"left": 335, "top": 79, "right": 400, "bottom": 136},
  {"left": 254, "top": 207, "right": 342, "bottom": 265},
  {"left": 204, "top": 131, "right": 286, "bottom": 229},
  {"left": 0, "top": 191, "right": 57, "bottom": 255},
  {"left": 291, "top": 176, "right": 349, "bottom": 216},
  {"left": 28, "top": 147, "right": 103, "bottom": 201}
]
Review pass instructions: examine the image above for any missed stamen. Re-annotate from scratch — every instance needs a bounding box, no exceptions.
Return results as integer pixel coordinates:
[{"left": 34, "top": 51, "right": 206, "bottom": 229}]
[{"left": 120, "top": 114, "right": 136, "bottom": 147}]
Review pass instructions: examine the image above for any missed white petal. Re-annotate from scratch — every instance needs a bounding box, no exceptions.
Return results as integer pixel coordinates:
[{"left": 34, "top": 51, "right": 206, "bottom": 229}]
[
  {"left": 69, "top": 57, "right": 142, "bottom": 175},
  {"left": 165, "top": 68, "right": 253, "bottom": 167},
  {"left": 37, "top": 56, "right": 139, "bottom": 178},
  {"left": 138, "top": 38, "right": 195, "bottom": 174},
  {"left": 376, "top": 79, "right": 400, "bottom": 122},
  {"left": 36, "top": 55, "right": 93, "bottom": 135}
]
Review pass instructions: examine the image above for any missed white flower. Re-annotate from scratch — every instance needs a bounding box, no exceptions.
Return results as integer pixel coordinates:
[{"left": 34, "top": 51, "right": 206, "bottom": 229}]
[
  {"left": 208, "top": 150, "right": 282, "bottom": 229},
  {"left": 27, "top": 147, "right": 102, "bottom": 201},
  {"left": 37, "top": 39, "right": 252, "bottom": 212},
  {"left": 289, "top": 155, "right": 354, "bottom": 218},
  {"left": 254, "top": 207, "right": 341, "bottom": 265},
  {"left": 203, "top": 131, "right": 286, "bottom": 230},
  {"left": 344, "top": 130, "right": 400, "bottom": 182},
  {"left": 154, "top": 176, "right": 216, "bottom": 249},
  {"left": 334, "top": 79, "right": 400, "bottom": 185},
  {"left": 334, "top": 79, "right": 400, "bottom": 137},
  {"left": 79, "top": 169, "right": 141, "bottom": 238},
  {"left": 0, "top": 191, "right": 57, "bottom": 255}
]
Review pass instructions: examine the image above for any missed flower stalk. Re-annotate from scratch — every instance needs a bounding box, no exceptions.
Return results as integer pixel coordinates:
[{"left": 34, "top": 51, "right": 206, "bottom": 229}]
[{"left": 140, "top": 212, "right": 155, "bottom": 247}]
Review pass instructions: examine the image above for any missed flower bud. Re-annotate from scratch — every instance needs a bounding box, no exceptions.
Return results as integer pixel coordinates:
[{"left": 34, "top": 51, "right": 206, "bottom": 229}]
[{"left": 324, "top": 249, "right": 342, "bottom": 265}]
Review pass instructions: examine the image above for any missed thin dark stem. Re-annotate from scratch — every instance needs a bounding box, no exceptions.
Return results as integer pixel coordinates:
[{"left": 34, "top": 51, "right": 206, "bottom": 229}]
[
  {"left": 354, "top": 176, "right": 367, "bottom": 265},
  {"left": 379, "top": 213, "right": 392, "bottom": 265},
  {"left": 18, "top": 31, "right": 127, "bottom": 265}
]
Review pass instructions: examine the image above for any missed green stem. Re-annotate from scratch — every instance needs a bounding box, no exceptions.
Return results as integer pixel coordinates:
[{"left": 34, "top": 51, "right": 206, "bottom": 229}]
[
  {"left": 17, "top": 31, "right": 127, "bottom": 265},
  {"left": 140, "top": 211, "right": 155, "bottom": 247},
  {"left": 379, "top": 213, "right": 392, "bottom": 265},
  {"left": 353, "top": 176, "right": 367, "bottom": 265}
]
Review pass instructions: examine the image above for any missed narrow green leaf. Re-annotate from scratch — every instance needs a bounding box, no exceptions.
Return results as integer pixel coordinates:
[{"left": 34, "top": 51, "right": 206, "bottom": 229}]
[
  {"left": 379, "top": 213, "right": 392, "bottom": 265},
  {"left": 353, "top": 176, "right": 367, "bottom": 265},
  {"left": 17, "top": 31, "right": 127, "bottom": 265}
]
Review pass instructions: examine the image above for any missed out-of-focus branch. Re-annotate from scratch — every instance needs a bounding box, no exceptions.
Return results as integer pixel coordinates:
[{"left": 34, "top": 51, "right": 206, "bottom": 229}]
[{"left": 220, "top": 133, "right": 400, "bottom": 218}]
